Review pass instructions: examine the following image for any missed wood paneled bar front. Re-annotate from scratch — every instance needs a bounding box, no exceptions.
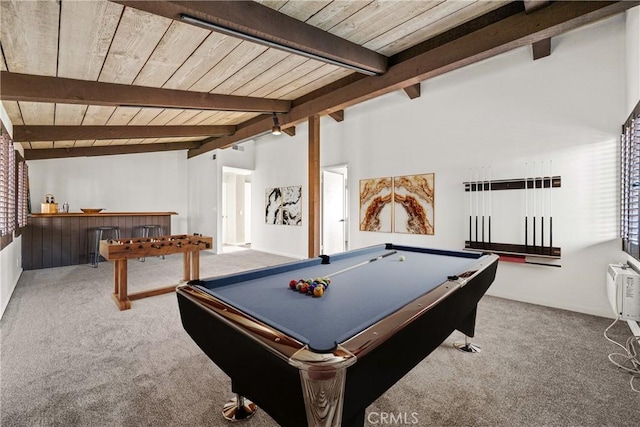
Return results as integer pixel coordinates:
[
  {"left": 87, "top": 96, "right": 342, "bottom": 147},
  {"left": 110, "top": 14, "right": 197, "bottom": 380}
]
[{"left": 21, "top": 212, "right": 176, "bottom": 270}]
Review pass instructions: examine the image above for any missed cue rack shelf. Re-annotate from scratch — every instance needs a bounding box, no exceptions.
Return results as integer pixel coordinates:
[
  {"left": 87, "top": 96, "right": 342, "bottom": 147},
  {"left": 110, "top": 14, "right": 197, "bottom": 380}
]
[
  {"left": 463, "top": 175, "right": 562, "bottom": 261},
  {"left": 463, "top": 176, "right": 561, "bottom": 192}
]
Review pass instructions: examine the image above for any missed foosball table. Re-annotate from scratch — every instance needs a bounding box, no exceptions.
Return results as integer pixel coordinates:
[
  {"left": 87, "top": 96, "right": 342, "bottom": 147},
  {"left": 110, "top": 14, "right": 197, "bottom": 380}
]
[{"left": 99, "top": 234, "right": 213, "bottom": 310}]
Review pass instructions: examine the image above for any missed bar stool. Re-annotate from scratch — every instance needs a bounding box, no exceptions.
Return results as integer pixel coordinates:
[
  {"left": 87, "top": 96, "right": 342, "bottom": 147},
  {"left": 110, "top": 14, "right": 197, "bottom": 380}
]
[
  {"left": 89, "top": 226, "right": 120, "bottom": 267},
  {"left": 134, "top": 225, "right": 164, "bottom": 261},
  {"left": 138, "top": 224, "right": 163, "bottom": 238}
]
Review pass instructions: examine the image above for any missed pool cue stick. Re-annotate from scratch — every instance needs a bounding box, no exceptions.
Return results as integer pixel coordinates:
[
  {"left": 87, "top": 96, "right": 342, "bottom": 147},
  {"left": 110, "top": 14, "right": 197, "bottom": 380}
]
[
  {"left": 326, "top": 250, "right": 398, "bottom": 278},
  {"left": 532, "top": 161, "right": 536, "bottom": 251},
  {"left": 481, "top": 167, "right": 485, "bottom": 247},
  {"left": 475, "top": 168, "right": 479, "bottom": 245},
  {"left": 525, "top": 162, "right": 528, "bottom": 249},
  {"left": 549, "top": 160, "right": 553, "bottom": 250},
  {"left": 540, "top": 161, "right": 545, "bottom": 251},
  {"left": 469, "top": 169, "right": 472, "bottom": 246},
  {"left": 488, "top": 167, "right": 492, "bottom": 244}
]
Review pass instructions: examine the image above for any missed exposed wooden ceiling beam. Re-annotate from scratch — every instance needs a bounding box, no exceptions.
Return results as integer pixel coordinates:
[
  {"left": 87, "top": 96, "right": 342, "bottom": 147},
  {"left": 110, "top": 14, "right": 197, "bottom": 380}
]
[
  {"left": 0, "top": 71, "right": 291, "bottom": 113},
  {"left": 111, "top": 0, "right": 387, "bottom": 76},
  {"left": 523, "top": 1, "right": 551, "bottom": 14},
  {"left": 188, "top": 0, "right": 638, "bottom": 157},
  {"left": 403, "top": 84, "right": 421, "bottom": 100},
  {"left": 524, "top": 1, "right": 552, "bottom": 60},
  {"left": 13, "top": 125, "right": 235, "bottom": 142},
  {"left": 24, "top": 141, "right": 201, "bottom": 160}
]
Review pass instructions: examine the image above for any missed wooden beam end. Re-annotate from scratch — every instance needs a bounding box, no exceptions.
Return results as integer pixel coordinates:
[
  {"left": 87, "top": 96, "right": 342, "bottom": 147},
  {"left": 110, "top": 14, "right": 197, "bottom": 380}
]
[
  {"left": 402, "top": 83, "right": 421, "bottom": 100},
  {"left": 328, "top": 110, "right": 344, "bottom": 122},
  {"left": 532, "top": 38, "right": 551, "bottom": 60}
]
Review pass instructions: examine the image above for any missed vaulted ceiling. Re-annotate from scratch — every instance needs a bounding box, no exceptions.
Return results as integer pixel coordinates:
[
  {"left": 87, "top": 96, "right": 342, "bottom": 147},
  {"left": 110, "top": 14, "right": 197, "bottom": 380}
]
[{"left": 0, "top": 1, "right": 637, "bottom": 160}]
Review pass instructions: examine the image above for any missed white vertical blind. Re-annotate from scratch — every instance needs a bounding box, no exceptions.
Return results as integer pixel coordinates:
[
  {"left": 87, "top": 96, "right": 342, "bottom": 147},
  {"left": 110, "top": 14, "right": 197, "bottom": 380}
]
[
  {"left": 0, "top": 133, "right": 11, "bottom": 236},
  {"left": 18, "top": 161, "right": 28, "bottom": 228},
  {"left": 1, "top": 131, "right": 28, "bottom": 242},
  {"left": 622, "top": 103, "right": 640, "bottom": 259}
]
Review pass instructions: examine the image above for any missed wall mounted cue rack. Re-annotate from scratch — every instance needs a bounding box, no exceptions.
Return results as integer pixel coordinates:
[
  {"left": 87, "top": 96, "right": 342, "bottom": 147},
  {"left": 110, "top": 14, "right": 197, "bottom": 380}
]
[
  {"left": 463, "top": 175, "right": 562, "bottom": 260},
  {"left": 464, "top": 176, "right": 561, "bottom": 192}
]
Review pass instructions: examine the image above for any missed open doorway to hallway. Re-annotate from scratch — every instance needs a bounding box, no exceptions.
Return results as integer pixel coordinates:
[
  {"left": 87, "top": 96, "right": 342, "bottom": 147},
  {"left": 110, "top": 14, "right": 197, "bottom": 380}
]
[
  {"left": 222, "top": 167, "right": 252, "bottom": 253},
  {"left": 322, "top": 165, "right": 348, "bottom": 255}
]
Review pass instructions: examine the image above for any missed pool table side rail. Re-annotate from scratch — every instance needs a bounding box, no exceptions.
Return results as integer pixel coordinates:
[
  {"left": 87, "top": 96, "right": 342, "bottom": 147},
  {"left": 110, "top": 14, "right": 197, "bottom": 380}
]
[
  {"left": 386, "top": 243, "right": 484, "bottom": 259},
  {"left": 339, "top": 252, "right": 498, "bottom": 358},
  {"left": 186, "top": 244, "right": 388, "bottom": 289}
]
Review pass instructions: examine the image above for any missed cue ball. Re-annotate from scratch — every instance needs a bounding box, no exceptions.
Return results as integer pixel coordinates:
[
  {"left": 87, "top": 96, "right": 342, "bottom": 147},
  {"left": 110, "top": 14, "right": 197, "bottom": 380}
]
[{"left": 399, "top": 255, "right": 405, "bottom": 262}]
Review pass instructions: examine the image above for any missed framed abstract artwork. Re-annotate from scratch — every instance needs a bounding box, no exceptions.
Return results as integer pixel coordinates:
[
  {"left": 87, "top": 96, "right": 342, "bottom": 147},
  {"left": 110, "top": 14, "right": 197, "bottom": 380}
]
[
  {"left": 281, "top": 185, "right": 302, "bottom": 226},
  {"left": 358, "top": 174, "right": 435, "bottom": 234},
  {"left": 359, "top": 177, "right": 392, "bottom": 232},
  {"left": 265, "top": 186, "right": 302, "bottom": 226},
  {"left": 393, "top": 174, "right": 434, "bottom": 235}
]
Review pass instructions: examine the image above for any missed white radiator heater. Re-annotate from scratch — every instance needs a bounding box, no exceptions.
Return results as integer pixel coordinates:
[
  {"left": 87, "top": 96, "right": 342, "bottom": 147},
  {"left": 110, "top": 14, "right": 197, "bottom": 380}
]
[{"left": 607, "top": 265, "right": 640, "bottom": 335}]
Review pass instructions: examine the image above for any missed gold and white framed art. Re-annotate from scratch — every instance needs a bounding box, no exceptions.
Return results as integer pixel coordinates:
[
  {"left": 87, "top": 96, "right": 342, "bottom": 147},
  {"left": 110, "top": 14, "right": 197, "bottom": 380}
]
[
  {"left": 359, "top": 177, "right": 393, "bottom": 232},
  {"left": 393, "top": 174, "right": 434, "bottom": 235}
]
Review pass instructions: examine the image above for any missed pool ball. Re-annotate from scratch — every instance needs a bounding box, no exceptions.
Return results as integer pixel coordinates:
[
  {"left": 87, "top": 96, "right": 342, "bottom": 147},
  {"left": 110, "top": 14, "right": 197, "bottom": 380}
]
[{"left": 399, "top": 255, "right": 406, "bottom": 262}]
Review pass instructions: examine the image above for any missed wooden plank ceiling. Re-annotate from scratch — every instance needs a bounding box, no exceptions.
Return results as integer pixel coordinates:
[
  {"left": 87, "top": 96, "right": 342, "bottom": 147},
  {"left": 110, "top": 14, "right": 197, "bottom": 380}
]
[{"left": 0, "top": 0, "right": 637, "bottom": 159}]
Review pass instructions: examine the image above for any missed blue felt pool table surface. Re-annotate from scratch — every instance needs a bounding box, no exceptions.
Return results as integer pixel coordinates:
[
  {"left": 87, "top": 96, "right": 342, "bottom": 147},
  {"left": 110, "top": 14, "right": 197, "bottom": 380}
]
[{"left": 194, "top": 245, "right": 484, "bottom": 352}]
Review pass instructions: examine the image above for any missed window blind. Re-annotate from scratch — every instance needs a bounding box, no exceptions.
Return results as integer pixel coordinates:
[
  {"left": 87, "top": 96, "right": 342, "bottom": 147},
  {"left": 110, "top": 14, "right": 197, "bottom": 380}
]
[
  {"left": 18, "top": 161, "right": 28, "bottom": 228},
  {"left": 622, "top": 101, "right": 640, "bottom": 259},
  {"left": 0, "top": 133, "right": 10, "bottom": 236},
  {"left": 0, "top": 131, "right": 27, "bottom": 244}
]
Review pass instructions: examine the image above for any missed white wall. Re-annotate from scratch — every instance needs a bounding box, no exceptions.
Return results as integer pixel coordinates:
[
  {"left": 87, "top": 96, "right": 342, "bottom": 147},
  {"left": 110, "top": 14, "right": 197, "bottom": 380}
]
[
  {"left": 250, "top": 14, "right": 629, "bottom": 318},
  {"left": 251, "top": 131, "right": 308, "bottom": 258},
  {"left": 626, "top": 7, "right": 640, "bottom": 113},
  {"left": 1, "top": 103, "right": 21, "bottom": 318},
  {"left": 1, "top": 234, "right": 22, "bottom": 317},
  {"left": 28, "top": 151, "right": 190, "bottom": 233},
  {"left": 188, "top": 141, "right": 255, "bottom": 253}
]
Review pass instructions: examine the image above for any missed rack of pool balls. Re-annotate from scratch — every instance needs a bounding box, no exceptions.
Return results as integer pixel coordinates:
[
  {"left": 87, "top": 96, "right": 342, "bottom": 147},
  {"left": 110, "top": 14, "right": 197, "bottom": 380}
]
[{"left": 289, "top": 277, "right": 331, "bottom": 297}]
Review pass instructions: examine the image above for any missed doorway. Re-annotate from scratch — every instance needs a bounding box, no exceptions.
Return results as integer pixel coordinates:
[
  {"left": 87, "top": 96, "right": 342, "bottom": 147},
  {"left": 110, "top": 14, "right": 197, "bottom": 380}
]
[
  {"left": 322, "top": 165, "right": 348, "bottom": 255},
  {"left": 222, "top": 167, "right": 252, "bottom": 253}
]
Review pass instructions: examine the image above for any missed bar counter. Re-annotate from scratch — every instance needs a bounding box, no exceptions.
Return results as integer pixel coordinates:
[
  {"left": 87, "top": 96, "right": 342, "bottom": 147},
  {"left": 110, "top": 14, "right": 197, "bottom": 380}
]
[{"left": 22, "top": 212, "right": 177, "bottom": 270}]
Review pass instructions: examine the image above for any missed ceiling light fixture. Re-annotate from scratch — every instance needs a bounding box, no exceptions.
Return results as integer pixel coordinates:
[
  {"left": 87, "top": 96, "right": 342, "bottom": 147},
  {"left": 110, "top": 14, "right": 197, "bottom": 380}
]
[
  {"left": 180, "top": 14, "right": 378, "bottom": 76},
  {"left": 271, "top": 113, "right": 282, "bottom": 136}
]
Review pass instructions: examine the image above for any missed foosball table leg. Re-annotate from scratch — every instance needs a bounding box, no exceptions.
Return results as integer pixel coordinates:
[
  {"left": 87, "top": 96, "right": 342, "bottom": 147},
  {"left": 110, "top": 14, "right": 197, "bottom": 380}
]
[
  {"left": 183, "top": 252, "right": 191, "bottom": 281},
  {"left": 112, "top": 259, "right": 131, "bottom": 310},
  {"left": 192, "top": 250, "right": 200, "bottom": 280}
]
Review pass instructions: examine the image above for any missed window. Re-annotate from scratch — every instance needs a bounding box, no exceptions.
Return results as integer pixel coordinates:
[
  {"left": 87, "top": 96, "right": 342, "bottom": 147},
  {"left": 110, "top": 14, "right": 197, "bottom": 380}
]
[
  {"left": 0, "top": 132, "right": 14, "bottom": 237},
  {"left": 1, "top": 129, "right": 29, "bottom": 250},
  {"left": 621, "top": 100, "right": 640, "bottom": 259},
  {"left": 17, "top": 161, "right": 28, "bottom": 228}
]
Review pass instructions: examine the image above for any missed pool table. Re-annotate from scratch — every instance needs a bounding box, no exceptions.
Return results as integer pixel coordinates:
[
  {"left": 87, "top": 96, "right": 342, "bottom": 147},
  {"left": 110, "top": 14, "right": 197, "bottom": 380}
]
[{"left": 176, "top": 244, "right": 498, "bottom": 427}]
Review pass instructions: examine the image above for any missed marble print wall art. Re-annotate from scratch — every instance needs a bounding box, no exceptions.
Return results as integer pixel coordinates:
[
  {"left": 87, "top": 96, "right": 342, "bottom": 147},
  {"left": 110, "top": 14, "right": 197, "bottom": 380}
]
[
  {"left": 359, "top": 177, "right": 392, "bottom": 232},
  {"left": 393, "top": 174, "right": 434, "bottom": 235},
  {"left": 265, "top": 186, "right": 302, "bottom": 226},
  {"left": 281, "top": 186, "right": 302, "bottom": 226},
  {"left": 265, "top": 187, "right": 283, "bottom": 225}
]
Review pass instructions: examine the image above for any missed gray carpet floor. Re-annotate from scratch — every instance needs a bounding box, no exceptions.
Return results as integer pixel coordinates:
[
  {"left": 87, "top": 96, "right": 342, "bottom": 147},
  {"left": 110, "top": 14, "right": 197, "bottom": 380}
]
[{"left": 1, "top": 249, "right": 638, "bottom": 427}]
